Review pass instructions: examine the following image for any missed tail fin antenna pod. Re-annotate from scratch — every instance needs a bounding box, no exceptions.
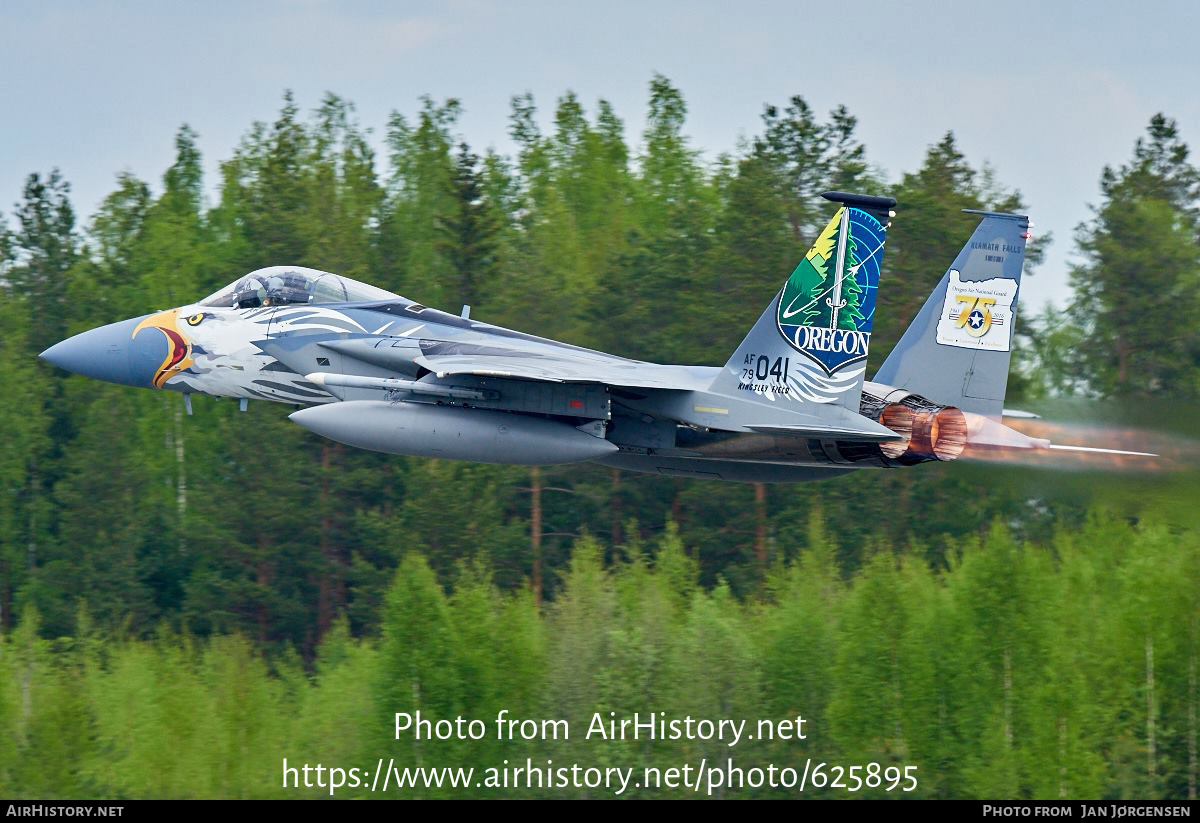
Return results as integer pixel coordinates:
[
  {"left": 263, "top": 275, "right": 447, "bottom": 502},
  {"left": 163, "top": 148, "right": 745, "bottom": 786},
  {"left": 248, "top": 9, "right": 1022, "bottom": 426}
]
[
  {"left": 710, "top": 191, "right": 896, "bottom": 412},
  {"left": 873, "top": 209, "right": 1031, "bottom": 417}
]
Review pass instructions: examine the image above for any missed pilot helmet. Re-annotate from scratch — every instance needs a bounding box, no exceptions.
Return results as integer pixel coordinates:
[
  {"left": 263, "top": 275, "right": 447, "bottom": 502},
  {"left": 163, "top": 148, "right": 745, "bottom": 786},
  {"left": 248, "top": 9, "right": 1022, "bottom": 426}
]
[
  {"left": 263, "top": 275, "right": 286, "bottom": 306},
  {"left": 233, "top": 277, "right": 267, "bottom": 309},
  {"left": 265, "top": 270, "right": 314, "bottom": 306}
]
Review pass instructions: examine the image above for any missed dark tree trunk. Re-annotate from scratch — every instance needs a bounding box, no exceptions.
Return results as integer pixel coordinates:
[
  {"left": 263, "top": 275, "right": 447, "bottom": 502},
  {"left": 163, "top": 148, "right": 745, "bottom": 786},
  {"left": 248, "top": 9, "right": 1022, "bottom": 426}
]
[{"left": 531, "top": 466, "right": 542, "bottom": 605}]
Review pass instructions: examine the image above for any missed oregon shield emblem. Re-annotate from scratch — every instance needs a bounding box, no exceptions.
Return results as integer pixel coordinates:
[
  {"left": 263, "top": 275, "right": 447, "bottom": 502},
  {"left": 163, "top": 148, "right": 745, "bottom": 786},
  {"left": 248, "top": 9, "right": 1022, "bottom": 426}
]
[{"left": 776, "top": 207, "right": 886, "bottom": 375}]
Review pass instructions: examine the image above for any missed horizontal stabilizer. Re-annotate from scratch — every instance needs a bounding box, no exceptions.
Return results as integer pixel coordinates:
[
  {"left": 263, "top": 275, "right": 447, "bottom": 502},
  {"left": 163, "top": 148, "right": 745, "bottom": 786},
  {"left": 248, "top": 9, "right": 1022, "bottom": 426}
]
[
  {"left": 745, "top": 423, "right": 903, "bottom": 443},
  {"left": 962, "top": 410, "right": 1159, "bottom": 457}
]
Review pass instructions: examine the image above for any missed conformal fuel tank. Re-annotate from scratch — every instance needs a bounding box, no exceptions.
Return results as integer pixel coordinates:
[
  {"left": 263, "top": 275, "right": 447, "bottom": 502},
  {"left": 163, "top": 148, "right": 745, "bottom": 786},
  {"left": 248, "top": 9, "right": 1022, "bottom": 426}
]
[{"left": 289, "top": 400, "right": 618, "bottom": 465}]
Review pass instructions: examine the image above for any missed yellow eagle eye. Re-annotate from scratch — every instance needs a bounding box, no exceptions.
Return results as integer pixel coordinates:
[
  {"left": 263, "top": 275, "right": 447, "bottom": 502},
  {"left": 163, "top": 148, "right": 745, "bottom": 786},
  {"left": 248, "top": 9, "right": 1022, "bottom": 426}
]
[{"left": 187, "top": 313, "right": 204, "bottom": 326}]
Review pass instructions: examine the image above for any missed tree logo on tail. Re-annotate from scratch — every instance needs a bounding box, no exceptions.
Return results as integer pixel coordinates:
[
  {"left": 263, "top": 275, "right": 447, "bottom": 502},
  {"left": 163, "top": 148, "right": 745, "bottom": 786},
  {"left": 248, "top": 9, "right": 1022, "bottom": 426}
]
[{"left": 776, "top": 207, "right": 886, "bottom": 374}]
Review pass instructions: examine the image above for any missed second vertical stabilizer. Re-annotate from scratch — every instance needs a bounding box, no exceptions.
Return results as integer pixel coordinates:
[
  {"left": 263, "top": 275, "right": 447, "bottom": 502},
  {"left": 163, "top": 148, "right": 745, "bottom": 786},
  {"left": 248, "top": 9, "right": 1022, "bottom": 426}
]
[{"left": 872, "top": 209, "right": 1031, "bottom": 417}]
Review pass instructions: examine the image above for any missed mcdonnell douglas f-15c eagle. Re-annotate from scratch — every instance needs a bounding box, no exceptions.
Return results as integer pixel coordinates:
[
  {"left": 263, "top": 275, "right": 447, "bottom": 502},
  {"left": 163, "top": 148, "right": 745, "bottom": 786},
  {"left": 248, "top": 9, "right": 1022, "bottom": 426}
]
[{"left": 39, "top": 192, "right": 1151, "bottom": 482}]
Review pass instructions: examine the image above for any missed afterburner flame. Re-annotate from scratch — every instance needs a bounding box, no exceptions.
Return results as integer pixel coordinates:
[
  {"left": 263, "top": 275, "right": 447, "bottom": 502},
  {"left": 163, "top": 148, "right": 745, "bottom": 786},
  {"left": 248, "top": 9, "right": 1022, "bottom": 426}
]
[
  {"left": 879, "top": 403, "right": 914, "bottom": 458},
  {"left": 932, "top": 408, "right": 968, "bottom": 461},
  {"left": 961, "top": 415, "right": 1187, "bottom": 472},
  {"left": 908, "top": 407, "right": 967, "bottom": 461}
]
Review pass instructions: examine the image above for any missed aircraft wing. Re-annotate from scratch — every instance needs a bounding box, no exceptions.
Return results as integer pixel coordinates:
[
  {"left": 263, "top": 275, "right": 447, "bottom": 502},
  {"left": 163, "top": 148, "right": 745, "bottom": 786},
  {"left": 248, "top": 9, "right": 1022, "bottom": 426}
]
[
  {"left": 259, "top": 334, "right": 900, "bottom": 439},
  {"left": 257, "top": 335, "right": 697, "bottom": 391},
  {"left": 411, "top": 352, "right": 693, "bottom": 391}
]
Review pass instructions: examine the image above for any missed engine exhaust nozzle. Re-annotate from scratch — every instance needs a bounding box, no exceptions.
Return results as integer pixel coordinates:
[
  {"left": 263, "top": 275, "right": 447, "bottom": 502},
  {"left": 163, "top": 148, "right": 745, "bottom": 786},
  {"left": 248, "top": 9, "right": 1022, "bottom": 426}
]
[
  {"left": 911, "top": 407, "right": 967, "bottom": 461},
  {"left": 878, "top": 403, "right": 914, "bottom": 459}
]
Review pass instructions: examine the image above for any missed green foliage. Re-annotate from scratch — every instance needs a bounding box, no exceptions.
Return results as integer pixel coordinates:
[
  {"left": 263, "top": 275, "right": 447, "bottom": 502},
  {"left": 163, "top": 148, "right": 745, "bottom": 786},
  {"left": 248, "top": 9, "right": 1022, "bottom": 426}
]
[
  {"left": 1028, "top": 114, "right": 1200, "bottom": 399},
  {"left": 874, "top": 134, "right": 1039, "bottom": 372},
  {"left": 7, "top": 170, "right": 79, "bottom": 353},
  {"left": 0, "top": 521, "right": 1195, "bottom": 799},
  {"left": 2, "top": 73, "right": 1170, "bottom": 629},
  {"left": 2, "top": 78, "right": 1199, "bottom": 799}
]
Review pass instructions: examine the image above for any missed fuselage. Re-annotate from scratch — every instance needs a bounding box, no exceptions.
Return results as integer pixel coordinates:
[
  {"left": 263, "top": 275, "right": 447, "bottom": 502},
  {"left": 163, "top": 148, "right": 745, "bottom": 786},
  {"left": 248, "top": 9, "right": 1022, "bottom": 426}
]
[
  {"left": 40, "top": 204, "right": 1110, "bottom": 482},
  {"left": 37, "top": 266, "right": 962, "bottom": 482}
]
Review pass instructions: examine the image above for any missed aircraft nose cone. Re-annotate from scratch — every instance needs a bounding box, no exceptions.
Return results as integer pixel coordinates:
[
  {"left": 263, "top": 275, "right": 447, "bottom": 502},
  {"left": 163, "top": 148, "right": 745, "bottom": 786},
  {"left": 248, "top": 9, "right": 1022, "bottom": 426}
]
[{"left": 38, "top": 315, "right": 160, "bottom": 387}]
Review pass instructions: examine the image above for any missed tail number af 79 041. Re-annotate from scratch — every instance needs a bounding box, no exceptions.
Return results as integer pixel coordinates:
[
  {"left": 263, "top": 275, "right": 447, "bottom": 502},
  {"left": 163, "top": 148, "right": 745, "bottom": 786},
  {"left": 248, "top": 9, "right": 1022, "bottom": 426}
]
[{"left": 739, "top": 353, "right": 790, "bottom": 393}]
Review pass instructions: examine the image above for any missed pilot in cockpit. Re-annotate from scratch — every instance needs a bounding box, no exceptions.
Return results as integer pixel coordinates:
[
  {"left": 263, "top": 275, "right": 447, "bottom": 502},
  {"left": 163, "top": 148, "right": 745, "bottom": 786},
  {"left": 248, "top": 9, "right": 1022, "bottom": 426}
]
[
  {"left": 201, "top": 266, "right": 397, "bottom": 310},
  {"left": 233, "top": 271, "right": 313, "bottom": 308},
  {"left": 232, "top": 276, "right": 269, "bottom": 308}
]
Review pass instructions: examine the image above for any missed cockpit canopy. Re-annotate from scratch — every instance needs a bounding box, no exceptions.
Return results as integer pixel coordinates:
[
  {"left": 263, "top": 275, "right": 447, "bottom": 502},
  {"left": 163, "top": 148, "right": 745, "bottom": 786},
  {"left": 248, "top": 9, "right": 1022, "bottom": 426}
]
[{"left": 198, "top": 266, "right": 399, "bottom": 310}]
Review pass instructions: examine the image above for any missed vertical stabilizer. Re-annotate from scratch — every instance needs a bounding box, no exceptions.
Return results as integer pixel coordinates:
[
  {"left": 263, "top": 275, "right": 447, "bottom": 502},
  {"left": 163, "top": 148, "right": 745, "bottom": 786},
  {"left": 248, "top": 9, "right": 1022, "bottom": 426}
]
[
  {"left": 709, "top": 191, "right": 896, "bottom": 412},
  {"left": 872, "top": 209, "right": 1030, "bottom": 416}
]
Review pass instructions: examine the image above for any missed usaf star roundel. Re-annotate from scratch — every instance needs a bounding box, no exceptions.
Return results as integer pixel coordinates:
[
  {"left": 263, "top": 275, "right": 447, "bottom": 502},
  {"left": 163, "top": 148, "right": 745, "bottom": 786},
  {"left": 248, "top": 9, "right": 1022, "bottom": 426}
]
[
  {"left": 776, "top": 207, "right": 885, "bottom": 375},
  {"left": 935, "top": 269, "right": 1019, "bottom": 351}
]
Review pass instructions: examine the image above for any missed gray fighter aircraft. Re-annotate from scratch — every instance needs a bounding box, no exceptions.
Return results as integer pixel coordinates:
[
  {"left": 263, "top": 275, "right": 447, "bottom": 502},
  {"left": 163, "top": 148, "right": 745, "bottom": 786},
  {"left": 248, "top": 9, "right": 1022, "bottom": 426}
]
[{"left": 39, "top": 192, "right": 1148, "bottom": 482}]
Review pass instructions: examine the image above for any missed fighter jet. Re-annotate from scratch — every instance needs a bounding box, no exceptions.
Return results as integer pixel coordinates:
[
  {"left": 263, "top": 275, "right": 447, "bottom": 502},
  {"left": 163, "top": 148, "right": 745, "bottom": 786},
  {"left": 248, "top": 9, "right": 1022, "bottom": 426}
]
[{"left": 39, "top": 191, "right": 1151, "bottom": 482}]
